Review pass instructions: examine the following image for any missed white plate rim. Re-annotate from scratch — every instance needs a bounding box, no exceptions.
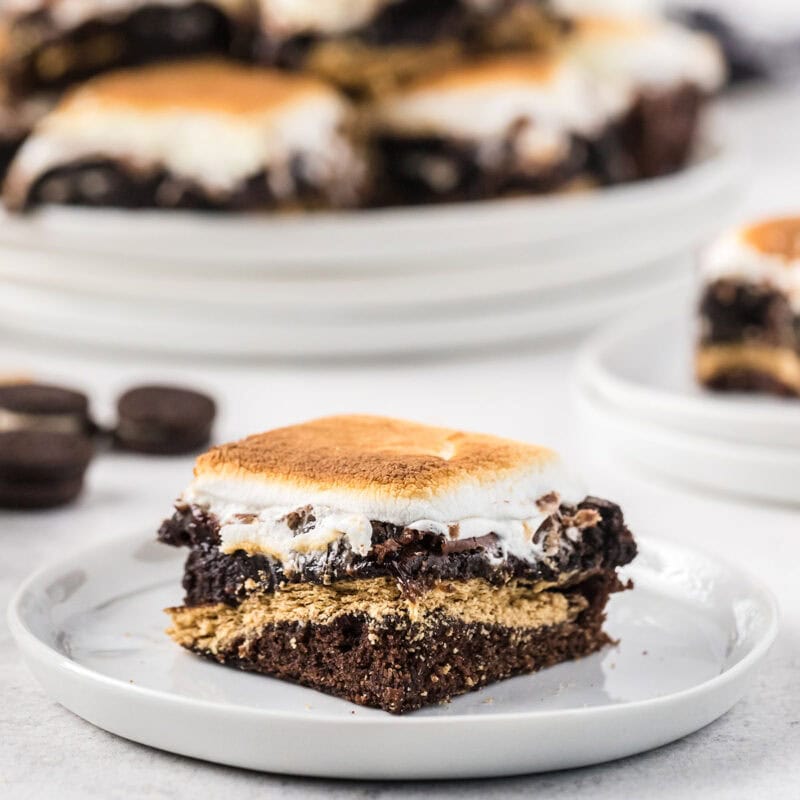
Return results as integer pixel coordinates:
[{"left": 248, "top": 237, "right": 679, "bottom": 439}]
[{"left": 7, "top": 529, "right": 779, "bottom": 729}]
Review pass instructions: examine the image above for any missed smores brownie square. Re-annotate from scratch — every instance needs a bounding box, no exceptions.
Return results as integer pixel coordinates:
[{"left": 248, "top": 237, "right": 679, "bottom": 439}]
[
  {"left": 3, "top": 59, "right": 369, "bottom": 211},
  {"left": 159, "top": 415, "right": 637, "bottom": 713},
  {"left": 698, "top": 216, "right": 800, "bottom": 397}
]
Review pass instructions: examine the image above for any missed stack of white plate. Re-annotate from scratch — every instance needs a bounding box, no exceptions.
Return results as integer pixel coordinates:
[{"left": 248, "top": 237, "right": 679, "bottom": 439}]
[
  {"left": 0, "top": 146, "right": 737, "bottom": 358},
  {"left": 575, "top": 295, "right": 800, "bottom": 505}
]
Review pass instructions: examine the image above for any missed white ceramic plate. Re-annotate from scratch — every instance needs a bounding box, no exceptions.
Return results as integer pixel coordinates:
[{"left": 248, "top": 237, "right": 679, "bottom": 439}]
[
  {"left": 0, "top": 264, "right": 688, "bottom": 358},
  {"left": 0, "top": 228, "right": 692, "bottom": 310},
  {"left": 0, "top": 145, "right": 737, "bottom": 271},
  {"left": 8, "top": 531, "right": 777, "bottom": 780},
  {"left": 576, "top": 381, "right": 800, "bottom": 506},
  {"left": 577, "top": 300, "right": 800, "bottom": 449}
]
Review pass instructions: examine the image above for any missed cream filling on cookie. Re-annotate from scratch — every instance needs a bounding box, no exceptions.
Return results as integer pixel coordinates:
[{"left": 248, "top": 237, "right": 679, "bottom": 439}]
[{"left": 0, "top": 408, "right": 84, "bottom": 434}]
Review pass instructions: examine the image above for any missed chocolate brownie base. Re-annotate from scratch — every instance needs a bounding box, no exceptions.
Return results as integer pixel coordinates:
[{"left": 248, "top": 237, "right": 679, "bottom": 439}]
[
  {"left": 615, "top": 83, "right": 706, "bottom": 180},
  {"left": 372, "top": 134, "right": 587, "bottom": 206},
  {"left": 7, "top": 158, "right": 364, "bottom": 212},
  {"left": 160, "top": 497, "right": 636, "bottom": 605},
  {"left": 4, "top": 3, "right": 250, "bottom": 94},
  {"left": 168, "top": 573, "right": 619, "bottom": 713}
]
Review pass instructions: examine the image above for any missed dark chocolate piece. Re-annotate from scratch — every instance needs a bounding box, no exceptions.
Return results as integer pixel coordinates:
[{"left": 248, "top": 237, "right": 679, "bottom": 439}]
[
  {"left": 0, "top": 382, "right": 93, "bottom": 434},
  {"left": 160, "top": 497, "right": 637, "bottom": 605},
  {"left": 171, "top": 573, "right": 620, "bottom": 714},
  {"left": 115, "top": 385, "right": 216, "bottom": 455},
  {"left": 0, "top": 430, "right": 93, "bottom": 509}
]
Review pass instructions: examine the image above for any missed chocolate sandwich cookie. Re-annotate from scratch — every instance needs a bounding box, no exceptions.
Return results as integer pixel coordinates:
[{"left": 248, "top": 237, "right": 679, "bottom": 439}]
[
  {"left": 0, "top": 382, "right": 93, "bottom": 435},
  {"left": 160, "top": 414, "right": 637, "bottom": 713},
  {"left": 697, "top": 216, "right": 800, "bottom": 397},
  {"left": 0, "top": 430, "right": 93, "bottom": 508},
  {"left": 3, "top": 60, "right": 369, "bottom": 212},
  {"left": 115, "top": 385, "right": 216, "bottom": 455}
]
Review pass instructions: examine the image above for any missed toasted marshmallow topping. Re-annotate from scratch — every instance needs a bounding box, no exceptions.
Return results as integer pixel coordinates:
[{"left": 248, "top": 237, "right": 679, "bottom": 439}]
[
  {"left": 257, "top": 0, "right": 397, "bottom": 37},
  {"left": 5, "top": 60, "right": 364, "bottom": 202},
  {"left": 256, "top": 0, "right": 528, "bottom": 38},
  {"left": 567, "top": 16, "right": 725, "bottom": 97},
  {"left": 701, "top": 217, "right": 800, "bottom": 311},
  {"left": 178, "top": 415, "right": 586, "bottom": 571},
  {"left": 4, "top": 0, "right": 250, "bottom": 30},
  {"left": 373, "top": 53, "right": 619, "bottom": 168}
]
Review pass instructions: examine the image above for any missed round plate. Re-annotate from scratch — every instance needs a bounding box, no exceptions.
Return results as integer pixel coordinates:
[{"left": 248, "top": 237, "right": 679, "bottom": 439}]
[
  {"left": 0, "top": 145, "right": 737, "bottom": 272},
  {"left": 577, "top": 300, "right": 800, "bottom": 449},
  {"left": 8, "top": 531, "right": 777, "bottom": 780},
  {"left": 0, "top": 264, "right": 687, "bottom": 358},
  {"left": 576, "top": 381, "right": 800, "bottom": 506}
]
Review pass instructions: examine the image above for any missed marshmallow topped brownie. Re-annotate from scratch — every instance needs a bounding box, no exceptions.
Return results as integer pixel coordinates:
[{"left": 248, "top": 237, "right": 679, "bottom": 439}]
[
  {"left": 370, "top": 52, "right": 616, "bottom": 204},
  {"left": 3, "top": 59, "right": 368, "bottom": 211},
  {"left": 0, "top": 0, "right": 253, "bottom": 93},
  {"left": 254, "top": 0, "right": 561, "bottom": 98},
  {"left": 566, "top": 16, "right": 725, "bottom": 179},
  {"left": 160, "top": 415, "right": 636, "bottom": 713},
  {"left": 698, "top": 217, "right": 800, "bottom": 397}
]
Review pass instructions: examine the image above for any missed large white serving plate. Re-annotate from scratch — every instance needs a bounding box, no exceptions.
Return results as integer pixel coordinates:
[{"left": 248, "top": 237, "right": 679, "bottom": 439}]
[
  {"left": 0, "top": 224, "right": 691, "bottom": 309},
  {"left": 8, "top": 531, "right": 776, "bottom": 780},
  {"left": 0, "top": 145, "right": 737, "bottom": 273},
  {"left": 0, "top": 262, "right": 688, "bottom": 358},
  {"left": 577, "top": 300, "right": 800, "bottom": 449}
]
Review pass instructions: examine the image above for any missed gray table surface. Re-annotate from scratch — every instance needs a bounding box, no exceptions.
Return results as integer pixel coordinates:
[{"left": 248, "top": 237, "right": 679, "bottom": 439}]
[{"left": 2, "top": 86, "right": 800, "bottom": 798}]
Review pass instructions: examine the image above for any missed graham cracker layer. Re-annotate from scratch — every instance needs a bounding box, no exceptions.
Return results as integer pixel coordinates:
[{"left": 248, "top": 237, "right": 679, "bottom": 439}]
[
  {"left": 167, "top": 577, "right": 588, "bottom": 656},
  {"left": 696, "top": 343, "right": 800, "bottom": 393}
]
